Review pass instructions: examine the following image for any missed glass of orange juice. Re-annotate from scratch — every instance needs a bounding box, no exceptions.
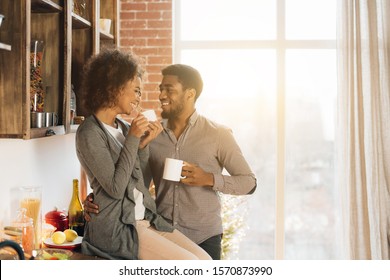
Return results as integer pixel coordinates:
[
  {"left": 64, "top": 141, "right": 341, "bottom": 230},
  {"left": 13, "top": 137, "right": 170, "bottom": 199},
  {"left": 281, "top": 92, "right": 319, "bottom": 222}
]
[{"left": 19, "top": 186, "right": 42, "bottom": 249}]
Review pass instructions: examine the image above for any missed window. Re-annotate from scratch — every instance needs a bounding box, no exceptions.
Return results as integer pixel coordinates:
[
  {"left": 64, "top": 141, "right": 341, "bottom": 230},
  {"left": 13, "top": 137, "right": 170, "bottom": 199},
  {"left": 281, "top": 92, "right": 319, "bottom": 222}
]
[{"left": 175, "top": 0, "right": 339, "bottom": 259}]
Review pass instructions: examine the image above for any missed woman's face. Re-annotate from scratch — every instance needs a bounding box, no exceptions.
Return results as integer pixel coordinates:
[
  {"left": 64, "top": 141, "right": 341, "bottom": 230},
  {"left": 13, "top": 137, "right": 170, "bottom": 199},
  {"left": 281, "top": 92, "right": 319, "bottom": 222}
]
[{"left": 116, "top": 77, "right": 142, "bottom": 115}]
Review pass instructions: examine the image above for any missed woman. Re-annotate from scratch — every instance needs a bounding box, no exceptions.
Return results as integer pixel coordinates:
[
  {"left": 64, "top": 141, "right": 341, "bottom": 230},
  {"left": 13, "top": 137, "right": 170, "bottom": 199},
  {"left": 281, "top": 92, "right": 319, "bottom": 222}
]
[{"left": 76, "top": 48, "right": 210, "bottom": 260}]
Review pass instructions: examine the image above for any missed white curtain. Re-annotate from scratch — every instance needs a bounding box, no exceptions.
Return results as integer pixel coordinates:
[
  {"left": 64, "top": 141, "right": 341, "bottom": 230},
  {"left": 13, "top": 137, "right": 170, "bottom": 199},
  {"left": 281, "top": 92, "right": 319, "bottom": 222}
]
[{"left": 337, "top": 0, "right": 390, "bottom": 259}]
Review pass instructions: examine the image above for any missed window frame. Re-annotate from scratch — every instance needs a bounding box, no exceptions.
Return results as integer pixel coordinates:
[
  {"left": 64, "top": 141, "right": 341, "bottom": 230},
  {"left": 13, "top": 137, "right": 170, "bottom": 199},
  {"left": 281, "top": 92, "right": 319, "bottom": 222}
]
[{"left": 173, "top": 0, "right": 337, "bottom": 259}]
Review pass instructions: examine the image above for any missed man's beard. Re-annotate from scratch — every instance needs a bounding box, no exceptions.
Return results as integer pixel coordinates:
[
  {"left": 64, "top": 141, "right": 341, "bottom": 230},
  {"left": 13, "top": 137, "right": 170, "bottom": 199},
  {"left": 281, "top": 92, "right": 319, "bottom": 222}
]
[{"left": 161, "top": 97, "right": 185, "bottom": 119}]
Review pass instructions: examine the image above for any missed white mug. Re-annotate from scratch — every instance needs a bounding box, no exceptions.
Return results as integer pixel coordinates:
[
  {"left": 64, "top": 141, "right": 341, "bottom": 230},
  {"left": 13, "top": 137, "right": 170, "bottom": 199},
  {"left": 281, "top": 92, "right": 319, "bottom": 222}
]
[
  {"left": 99, "top": 18, "right": 112, "bottom": 34},
  {"left": 141, "top": 110, "right": 157, "bottom": 122},
  {"left": 163, "top": 158, "right": 184, "bottom": 182}
]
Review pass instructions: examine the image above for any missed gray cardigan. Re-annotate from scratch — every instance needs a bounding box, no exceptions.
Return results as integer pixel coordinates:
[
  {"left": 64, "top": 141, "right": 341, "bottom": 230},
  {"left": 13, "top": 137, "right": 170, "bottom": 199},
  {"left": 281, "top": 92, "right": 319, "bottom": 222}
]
[{"left": 76, "top": 115, "right": 173, "bottom": 259}]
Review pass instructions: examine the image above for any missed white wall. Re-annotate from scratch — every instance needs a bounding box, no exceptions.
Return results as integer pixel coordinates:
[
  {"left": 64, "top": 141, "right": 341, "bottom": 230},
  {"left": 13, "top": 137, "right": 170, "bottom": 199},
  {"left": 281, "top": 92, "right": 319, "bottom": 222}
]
[{"left": 0, "top": 134, "right": 81, "bottom": 227}]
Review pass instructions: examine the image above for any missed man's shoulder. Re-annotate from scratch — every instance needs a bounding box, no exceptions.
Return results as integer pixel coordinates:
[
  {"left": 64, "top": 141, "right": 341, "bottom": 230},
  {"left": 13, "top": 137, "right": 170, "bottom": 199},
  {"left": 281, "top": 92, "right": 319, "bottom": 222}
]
[{"left": 197, "top": 114, "right": 231, "bottom": 132}]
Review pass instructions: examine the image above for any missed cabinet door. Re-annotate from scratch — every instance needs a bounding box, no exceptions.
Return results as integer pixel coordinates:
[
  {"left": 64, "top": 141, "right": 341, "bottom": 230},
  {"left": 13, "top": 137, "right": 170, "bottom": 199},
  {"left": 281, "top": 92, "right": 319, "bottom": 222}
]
[
  {"left": 0, "top": 0, "right": 27, "bottom": 138},
  {"left": 0, "top": 0, "right": 120, "bottom": 138},
  {"left": 0, "top": 0, "right": 67, "bottom": 139}
]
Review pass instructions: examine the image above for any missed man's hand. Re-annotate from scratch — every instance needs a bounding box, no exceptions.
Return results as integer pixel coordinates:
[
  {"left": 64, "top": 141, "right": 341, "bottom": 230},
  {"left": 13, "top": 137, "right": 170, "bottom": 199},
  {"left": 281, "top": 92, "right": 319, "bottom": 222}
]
[
  {"left": 180, "top": 162, "right": 214, "bottom": 187},
  {"left": 83, "top": 193, "right": 99, "bottom": 222}
]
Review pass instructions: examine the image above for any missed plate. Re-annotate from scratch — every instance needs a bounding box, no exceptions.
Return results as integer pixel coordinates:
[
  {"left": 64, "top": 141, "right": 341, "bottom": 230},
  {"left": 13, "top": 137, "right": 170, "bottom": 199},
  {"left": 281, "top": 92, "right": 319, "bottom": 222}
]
[{"left": 43, "top": 236, "right": 82, "bottom": 250}]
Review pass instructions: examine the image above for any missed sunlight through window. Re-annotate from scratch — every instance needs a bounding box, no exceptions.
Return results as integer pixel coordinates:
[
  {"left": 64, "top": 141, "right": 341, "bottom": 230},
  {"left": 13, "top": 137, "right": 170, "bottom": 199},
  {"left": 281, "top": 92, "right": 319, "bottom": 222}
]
[{"left": 175, "top": 0, "right": 338, "bottom": 259}]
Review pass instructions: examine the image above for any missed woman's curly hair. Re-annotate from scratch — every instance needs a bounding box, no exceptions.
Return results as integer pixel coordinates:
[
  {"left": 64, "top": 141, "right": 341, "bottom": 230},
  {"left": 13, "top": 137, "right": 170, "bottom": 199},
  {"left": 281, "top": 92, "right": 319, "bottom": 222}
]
[{"left": 81, "top": 48, "right": 143, "bottom": 114}]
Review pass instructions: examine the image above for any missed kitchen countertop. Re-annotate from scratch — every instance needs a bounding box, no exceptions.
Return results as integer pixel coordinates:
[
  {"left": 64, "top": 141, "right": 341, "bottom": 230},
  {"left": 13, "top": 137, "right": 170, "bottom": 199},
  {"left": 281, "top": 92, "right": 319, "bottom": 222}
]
[{"left": 70, "top": 251, "right": 105, "bottom": 260}]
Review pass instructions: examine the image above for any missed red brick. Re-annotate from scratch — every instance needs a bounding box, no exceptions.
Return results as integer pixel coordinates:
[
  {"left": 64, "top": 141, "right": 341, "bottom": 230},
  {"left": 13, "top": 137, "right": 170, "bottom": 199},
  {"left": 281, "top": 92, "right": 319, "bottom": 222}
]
[
  {"left": 145, "top": 65, "right": 163, "bottom": 74},
  {"left": 147, "top": 91, "right": 162, "bottom": 100},
  {"left": 143, "top": 83, "right": 160, "bottom": 91},
  {"left": 121, "top": 3, "right": 147, "bottom": 11},
  {"left": 157, "top": 47, "right": 172, "bottom": 55},
  {"left": 132, "top": 29, "right": 160, "bottom": 38},
  {"left": 120, "top": 12, "right": 136, "bottom": 20},
  {"left": 139, "top": 101, "right": 160, "bottom": 109},
  {"left": 148, "top": 38, "right": 172, "bottom": 46},
  {"left": 132, "top": 47, "right": 159, "bottom": 56},
  {"left": 120, "top": 38, "right": 147, "bottom": 47},
  {"left": 154, "top": 29, "right": 172, "bottom": 38},
  {"left": 147, "top": 20, "right": 172, "bottom": 29},
  {"left": 147, "top": 2, "right": 172, "bottom": 11},
  {"left": 136, "top": 12, "right": 161, "bottom": 20},
  {"left": 121, "top": 20, "right": 147, "bottom": 29},
  {"left": 148, "top": 74, "right": 165, "bottom": 83},
  {"left": 161, "top": 11, "right": 172, "bottom": 19},
  {"left": 119, "top": 0, "right": 173, "bottom": 105},
  {"left": 120, "top": 29, "right": 134, "bottom": 37},
  {"left": 148, "top": 56, "right": 172, "bottom": 65}
]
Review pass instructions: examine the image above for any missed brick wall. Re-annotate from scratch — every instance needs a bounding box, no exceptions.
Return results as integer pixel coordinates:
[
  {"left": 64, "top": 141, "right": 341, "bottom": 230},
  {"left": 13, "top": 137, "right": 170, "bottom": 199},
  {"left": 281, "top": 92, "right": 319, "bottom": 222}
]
[{"left": 119, "top": 0, "right": 173, "bottom": 120}]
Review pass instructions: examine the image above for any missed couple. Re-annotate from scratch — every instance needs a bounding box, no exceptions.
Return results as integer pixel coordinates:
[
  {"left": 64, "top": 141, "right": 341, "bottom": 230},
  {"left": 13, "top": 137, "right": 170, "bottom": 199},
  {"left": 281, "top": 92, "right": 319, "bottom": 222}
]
[{"left": 76, "top": 48, "right": 256, "bottom": 260}]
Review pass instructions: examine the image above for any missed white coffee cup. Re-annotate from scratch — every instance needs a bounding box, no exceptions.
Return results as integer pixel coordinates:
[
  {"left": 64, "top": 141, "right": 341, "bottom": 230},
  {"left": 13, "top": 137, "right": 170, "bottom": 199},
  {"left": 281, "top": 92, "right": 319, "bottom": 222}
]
[
  {"left": 163, "top": 158, "right": 184, "bottom": 182},
  {"left": 141, "top": 109, "right": 157, "bottom": 122},
  {"left": 99, "top": 18, "right": 112, "bottom": 34}
]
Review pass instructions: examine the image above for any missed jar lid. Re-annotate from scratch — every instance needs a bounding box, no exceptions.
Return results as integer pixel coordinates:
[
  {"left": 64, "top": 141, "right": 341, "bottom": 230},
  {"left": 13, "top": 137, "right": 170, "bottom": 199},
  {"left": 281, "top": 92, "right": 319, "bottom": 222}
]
[{"left": 45, "top": 207, "right": 68, "bottom": 221}]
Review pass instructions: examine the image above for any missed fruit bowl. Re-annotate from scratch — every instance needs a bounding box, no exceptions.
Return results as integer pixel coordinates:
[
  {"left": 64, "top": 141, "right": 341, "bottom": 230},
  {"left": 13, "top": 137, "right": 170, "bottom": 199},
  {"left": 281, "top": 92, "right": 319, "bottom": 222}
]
[{"left": 34, "top": 248, "right": 73, "bottom": 260}]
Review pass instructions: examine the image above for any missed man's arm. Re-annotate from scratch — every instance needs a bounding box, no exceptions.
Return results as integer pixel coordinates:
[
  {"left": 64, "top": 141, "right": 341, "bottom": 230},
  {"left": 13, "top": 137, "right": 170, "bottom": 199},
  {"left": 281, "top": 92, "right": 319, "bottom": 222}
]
[
  {"left": 212, "top": 127, "right": 257, "bottom": 195},
  {"left": 179, "top": 127, "right": 256, "bottom": 195},
  {"left": 83, "top": 193, "right": 98, "bottom": 222}
]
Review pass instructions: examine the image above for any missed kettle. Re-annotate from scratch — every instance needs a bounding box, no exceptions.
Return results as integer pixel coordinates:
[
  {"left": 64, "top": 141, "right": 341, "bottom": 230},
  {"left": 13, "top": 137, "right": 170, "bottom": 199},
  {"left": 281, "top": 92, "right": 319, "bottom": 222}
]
[{"left": 0, "top": 240, "right": 25, "bottom": 260}]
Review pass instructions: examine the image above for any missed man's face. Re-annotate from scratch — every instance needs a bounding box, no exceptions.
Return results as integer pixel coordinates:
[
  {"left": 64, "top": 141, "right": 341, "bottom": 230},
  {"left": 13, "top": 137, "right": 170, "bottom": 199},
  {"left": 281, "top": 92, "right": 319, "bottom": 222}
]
[{"left": 159, "top": 75, "right": 187, "bottom": 119}]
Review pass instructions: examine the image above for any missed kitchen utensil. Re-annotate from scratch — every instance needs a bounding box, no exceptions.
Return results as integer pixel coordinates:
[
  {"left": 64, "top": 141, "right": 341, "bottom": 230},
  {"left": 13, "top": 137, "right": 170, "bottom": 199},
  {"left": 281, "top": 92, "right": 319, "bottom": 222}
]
[
  {"left": 45, "top": 208, "right": 69, "bottom": 232},
  {"left": 163, "top": 158, "right": 185, "bottom": 182},
  {"left": 0, "top": 240, "right": 25, "bottom": 260}
]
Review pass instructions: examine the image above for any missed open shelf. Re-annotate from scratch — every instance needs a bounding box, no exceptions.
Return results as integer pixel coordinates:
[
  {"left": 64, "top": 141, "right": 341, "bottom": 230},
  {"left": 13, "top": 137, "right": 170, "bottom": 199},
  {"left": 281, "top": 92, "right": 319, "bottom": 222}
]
[
  {"left": 100, "top": 30, "right": 114, "bottom": 40},
  {"left": 72, "top": 13, "right": 91, "bottom": 29},
  {"left": 0, "top": 0, "right": 119, "bottom": 139},
  {"left": 31, "top": 0, "right": 63, "bottom": 13},
  {"left": 0, "top": 42, "right": 11, "bottom": 51},
  {"left": 29, "top": 125, "right": 66, "bottom": 138}
]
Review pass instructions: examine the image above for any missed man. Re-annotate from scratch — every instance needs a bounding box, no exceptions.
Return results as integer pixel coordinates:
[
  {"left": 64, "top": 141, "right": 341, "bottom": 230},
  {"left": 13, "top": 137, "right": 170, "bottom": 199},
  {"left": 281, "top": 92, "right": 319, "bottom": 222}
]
[{"left": 85, "top": 64, "right": 257, "bottom": 259}]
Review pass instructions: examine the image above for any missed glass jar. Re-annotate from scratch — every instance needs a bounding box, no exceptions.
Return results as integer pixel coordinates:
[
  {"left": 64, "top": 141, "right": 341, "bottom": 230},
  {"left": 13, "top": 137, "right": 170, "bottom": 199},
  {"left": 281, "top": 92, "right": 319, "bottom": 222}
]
[
  {"left": 30, "top": 40, "right": 45, "bottom": 112},
  {"left": 12, "top": 208, "right": 35, "bottom": 255}
]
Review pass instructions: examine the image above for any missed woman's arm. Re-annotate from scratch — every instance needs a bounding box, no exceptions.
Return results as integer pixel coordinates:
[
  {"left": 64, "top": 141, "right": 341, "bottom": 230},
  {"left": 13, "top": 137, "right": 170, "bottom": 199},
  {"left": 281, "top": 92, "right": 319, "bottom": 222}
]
[{"left": 76, "top": 122, "right": 140, "bottom": 200}]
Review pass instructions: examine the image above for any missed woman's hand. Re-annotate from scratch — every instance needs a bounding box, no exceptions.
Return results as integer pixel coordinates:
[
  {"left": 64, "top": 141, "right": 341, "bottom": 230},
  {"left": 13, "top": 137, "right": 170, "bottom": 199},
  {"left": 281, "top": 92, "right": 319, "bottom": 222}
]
[
  {"left": 129, "top": 113, "right": 149, "bottom": 138},
  {"left": 139, "top": 120, "right": 163, "bottom": 149}
]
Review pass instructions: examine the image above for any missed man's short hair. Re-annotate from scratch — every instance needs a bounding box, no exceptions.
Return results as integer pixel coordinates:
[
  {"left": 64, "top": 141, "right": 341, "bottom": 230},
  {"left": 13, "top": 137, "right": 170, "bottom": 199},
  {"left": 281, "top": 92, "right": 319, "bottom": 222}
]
[{"left": 162, "top": 64, "right": 203, "bottom": 100}]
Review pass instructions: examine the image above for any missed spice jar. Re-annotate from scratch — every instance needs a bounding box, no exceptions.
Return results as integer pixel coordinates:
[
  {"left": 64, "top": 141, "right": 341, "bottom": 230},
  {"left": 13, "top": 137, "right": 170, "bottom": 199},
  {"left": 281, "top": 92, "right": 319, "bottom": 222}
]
[
  {"left": 45, "top": 207, "right": 69, "bottom": 232},
  {"left": 12, "top": 208, "right": 35, "bottom": 255}
]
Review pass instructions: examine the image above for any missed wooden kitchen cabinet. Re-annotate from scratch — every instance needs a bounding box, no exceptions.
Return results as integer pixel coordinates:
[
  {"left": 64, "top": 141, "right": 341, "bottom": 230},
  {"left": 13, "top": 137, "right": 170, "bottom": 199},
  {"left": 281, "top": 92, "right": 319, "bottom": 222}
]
[{"left": 0, "top": 0, "right": 119, "bottom": 139}]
